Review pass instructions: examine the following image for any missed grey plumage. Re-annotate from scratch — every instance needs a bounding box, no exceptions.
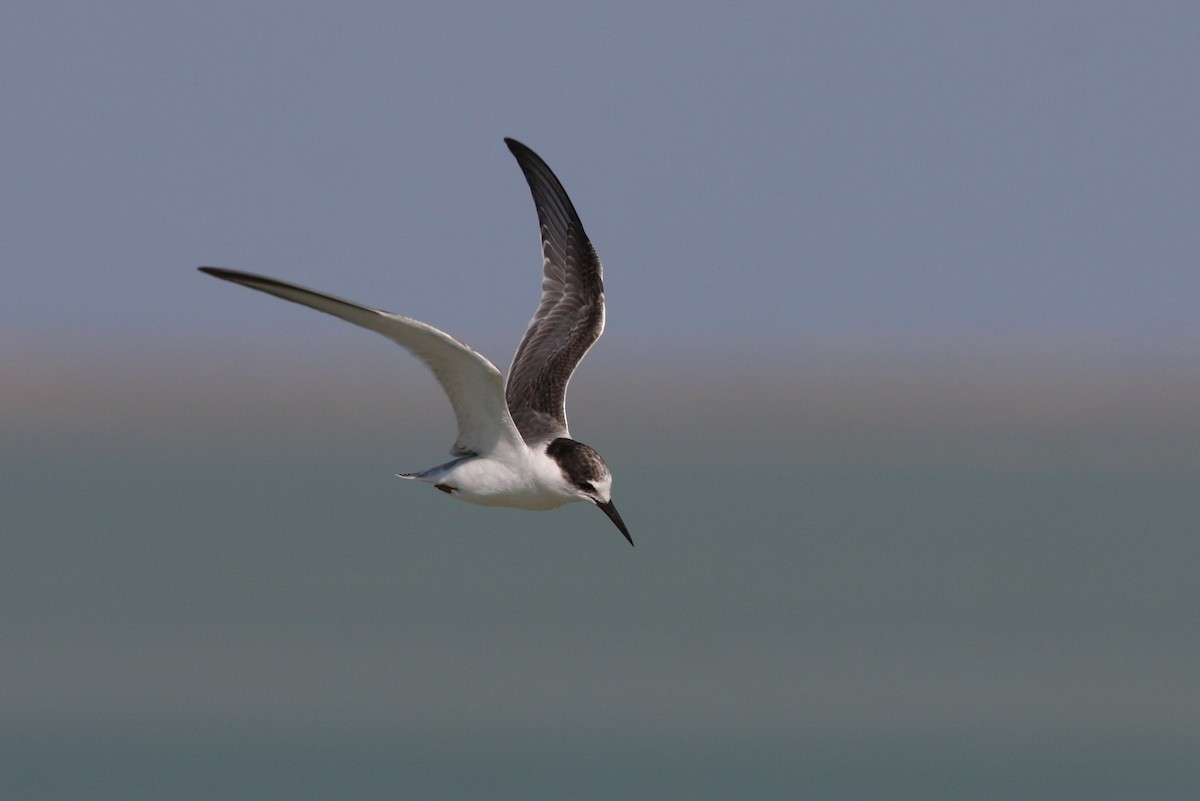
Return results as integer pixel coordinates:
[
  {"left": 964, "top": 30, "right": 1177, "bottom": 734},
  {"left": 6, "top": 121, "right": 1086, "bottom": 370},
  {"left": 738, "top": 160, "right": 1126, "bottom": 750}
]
[{"left": 503, "top": 138, "right": 606, "bottom": 443}]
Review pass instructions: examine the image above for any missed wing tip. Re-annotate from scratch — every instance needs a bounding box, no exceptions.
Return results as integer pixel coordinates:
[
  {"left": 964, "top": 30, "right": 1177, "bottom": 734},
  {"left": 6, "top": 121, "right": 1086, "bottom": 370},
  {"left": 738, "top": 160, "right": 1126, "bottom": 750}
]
[
  {"left": 198, "top": 266, "right": 304, "bottom": 297},
  {"left": 198, "top": 266, "right": 248, "bottom": 284},
  {"left": 504, "top": 137, "right": 551, "bottom": 176}
]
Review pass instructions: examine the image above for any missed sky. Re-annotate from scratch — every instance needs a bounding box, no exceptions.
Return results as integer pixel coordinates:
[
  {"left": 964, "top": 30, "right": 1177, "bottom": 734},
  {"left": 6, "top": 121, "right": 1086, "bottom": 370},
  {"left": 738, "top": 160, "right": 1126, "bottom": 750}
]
[{"left": 2, "top": 2, "right": 1197, "bottom": 386}]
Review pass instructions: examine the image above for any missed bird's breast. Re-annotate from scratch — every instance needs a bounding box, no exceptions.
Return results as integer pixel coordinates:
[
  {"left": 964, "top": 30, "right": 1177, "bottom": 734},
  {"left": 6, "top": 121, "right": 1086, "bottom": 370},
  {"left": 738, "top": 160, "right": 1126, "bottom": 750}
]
[{"left": 436, "top": 453, "right": 578, "bottom": 510}]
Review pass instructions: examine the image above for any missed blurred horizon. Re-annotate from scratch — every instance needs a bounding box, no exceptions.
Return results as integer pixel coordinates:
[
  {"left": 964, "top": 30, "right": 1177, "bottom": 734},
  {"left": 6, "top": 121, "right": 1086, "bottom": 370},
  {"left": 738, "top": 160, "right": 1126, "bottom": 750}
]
[{"left": 6, "top": 330, "right": 1196, "bottom": 467}]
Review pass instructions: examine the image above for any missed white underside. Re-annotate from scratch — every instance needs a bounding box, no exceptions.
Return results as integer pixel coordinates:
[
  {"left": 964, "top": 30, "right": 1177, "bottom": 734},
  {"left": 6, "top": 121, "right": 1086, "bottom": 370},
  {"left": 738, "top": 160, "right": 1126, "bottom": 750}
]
[{"left": 402, "top": 446, "right": 584, "bottom": 510}]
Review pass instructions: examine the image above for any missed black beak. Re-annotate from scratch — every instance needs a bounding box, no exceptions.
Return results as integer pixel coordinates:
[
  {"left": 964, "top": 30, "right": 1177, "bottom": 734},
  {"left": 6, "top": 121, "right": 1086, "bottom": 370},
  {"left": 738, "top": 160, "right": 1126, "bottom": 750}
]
[{"left": 595, "top": 499, "right": 634, "bottom": 547}]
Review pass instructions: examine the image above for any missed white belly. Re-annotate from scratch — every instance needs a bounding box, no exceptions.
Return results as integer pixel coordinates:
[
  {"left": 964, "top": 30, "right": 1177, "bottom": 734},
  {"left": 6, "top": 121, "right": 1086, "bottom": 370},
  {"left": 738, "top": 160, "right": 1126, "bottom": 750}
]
[{"left": 412, "top": 452, "right": 580, "bottom": 510}]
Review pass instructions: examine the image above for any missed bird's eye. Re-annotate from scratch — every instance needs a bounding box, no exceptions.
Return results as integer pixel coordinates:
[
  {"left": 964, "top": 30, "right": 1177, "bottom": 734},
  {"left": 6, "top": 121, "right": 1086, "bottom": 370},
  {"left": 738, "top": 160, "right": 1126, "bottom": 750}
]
[{"left": 579, "top": 481, "right": 596, "bottom": 493}]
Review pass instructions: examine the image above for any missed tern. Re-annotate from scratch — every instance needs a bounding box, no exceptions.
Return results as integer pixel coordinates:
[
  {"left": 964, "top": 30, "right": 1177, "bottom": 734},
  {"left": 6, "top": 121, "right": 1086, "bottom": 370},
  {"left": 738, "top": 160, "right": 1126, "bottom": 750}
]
[{"left": 199, "top": 139, "right": 632, "bottom": 545}]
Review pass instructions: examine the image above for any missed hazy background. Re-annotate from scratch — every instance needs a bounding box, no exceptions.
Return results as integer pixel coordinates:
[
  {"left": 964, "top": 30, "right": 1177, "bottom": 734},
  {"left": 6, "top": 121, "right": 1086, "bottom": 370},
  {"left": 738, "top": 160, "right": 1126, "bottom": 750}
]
[{"left": 3, "top": 3, "right": 1197, "bottom": 799}]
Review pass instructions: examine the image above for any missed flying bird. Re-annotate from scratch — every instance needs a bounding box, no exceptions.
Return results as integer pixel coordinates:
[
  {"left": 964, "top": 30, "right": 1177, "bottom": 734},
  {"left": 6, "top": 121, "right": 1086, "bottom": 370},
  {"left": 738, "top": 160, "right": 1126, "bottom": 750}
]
[{"left": 199, "top": 139, "right": 632, "bottom": 545}]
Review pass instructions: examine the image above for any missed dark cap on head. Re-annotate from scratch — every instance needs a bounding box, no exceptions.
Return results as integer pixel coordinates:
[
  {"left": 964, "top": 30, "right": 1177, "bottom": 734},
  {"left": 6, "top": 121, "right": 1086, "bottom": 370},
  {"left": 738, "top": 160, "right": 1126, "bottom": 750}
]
[{"left": 545, "top": 437, "right": 610, "bottom": 486}]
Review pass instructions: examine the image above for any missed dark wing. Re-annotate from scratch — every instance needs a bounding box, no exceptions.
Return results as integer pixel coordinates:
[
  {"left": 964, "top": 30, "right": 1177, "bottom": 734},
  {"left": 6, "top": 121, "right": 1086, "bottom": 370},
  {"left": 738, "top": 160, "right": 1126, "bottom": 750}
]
[{"left": 503, "top": 138, "right": 606, "bottom": 442}]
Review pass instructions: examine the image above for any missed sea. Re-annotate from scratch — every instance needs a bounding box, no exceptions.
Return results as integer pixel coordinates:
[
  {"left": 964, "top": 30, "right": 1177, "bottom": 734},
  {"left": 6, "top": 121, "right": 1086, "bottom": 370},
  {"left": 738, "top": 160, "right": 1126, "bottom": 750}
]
[{"left": 3, "top": 360, "right": 1197, "bottom": 800}]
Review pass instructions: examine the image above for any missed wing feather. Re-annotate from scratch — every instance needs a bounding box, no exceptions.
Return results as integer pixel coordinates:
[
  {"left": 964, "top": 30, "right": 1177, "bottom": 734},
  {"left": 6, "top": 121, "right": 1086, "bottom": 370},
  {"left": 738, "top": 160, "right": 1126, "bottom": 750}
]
[
  {"left": 199, "top": 267, "right": 525, "bottom": 458},
  {"left": 503, "top": 139, "right": 606, "bottom": 442}
]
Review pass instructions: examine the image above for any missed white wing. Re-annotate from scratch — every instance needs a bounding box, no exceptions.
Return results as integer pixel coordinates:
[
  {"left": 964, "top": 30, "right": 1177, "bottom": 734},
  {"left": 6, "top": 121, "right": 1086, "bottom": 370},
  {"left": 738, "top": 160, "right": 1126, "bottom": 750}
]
[{"left": 199, "top": 267, "right": 526, "bottom": 459}]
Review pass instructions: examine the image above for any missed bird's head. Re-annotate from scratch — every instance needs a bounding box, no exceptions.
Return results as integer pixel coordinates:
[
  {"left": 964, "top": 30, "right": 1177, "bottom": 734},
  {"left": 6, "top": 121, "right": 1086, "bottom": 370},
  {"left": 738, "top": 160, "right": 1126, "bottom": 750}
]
[{"left": 545, "top": 437, "right": 633, "bottom": 546}]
